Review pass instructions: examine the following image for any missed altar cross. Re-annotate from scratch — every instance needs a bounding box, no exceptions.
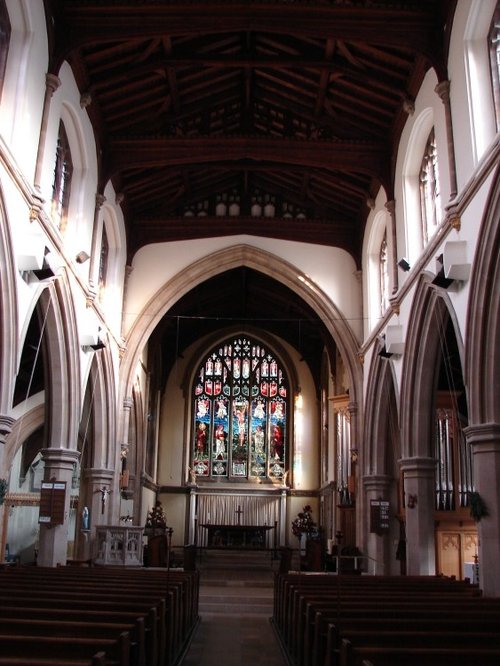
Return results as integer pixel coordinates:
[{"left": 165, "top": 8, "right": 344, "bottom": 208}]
[{"left": 235, "top": 504, "right": 243, "bottom": 525}]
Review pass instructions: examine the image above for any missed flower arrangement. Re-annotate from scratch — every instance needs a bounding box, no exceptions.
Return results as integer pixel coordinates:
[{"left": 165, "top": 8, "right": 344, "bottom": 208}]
[
  {"left": 291, "top": 504, "right": 317, "bottom": 538},
  {"left": 145, "top": 500, "right": 168, "bottom": 530},
  {"left": 469, "top": 492, "right": 488, "bottom": 522}
]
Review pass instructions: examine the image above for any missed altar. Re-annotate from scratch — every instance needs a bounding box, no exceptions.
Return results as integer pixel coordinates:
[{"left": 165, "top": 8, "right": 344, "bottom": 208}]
[{"left": 201, "top": 524, "right": 273, "bottom": 549}]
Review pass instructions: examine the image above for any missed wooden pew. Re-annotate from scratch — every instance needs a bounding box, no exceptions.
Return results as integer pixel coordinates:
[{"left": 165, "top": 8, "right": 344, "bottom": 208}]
[
  {"left": 0, "top": 618, "right": 143, "bottom": 665},
  {"left": 0, "top": 566, "right": 199, "bottom": 666},
  {"left": 341, "top": 640, "right": 500, "bottom": 666},
  {"left": 0, "top": 655, "right": 106, "bottom": 666},
  {"left": 2, "top": 566, "right": 199, "bottom": 649},
  {"left": 0, "top": 634, "right": 129, "bottom": 666},
  {"left": 0, "top": 592, "right": 162, "bottom": 666},
  {"left": 0, "top": 609, "right": 148, "bottom": 666},
  {"left": 305, "top": 598, "right": 500, "bottom": 666},
  {"left": 0, "top": 567, "right": 199, "bottom": 664},
  {"left": 272, "top": 573, "right": 500, "bottom": 666}
]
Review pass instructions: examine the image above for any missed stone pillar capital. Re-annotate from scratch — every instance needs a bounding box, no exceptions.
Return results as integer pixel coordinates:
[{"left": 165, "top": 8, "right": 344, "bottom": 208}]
[
  {"left": 0, "top": 415, "right": 15, "bottom": 437},
  {"left": 384, "top": 199, "right": 396, "bottom": 215},
  {"left": 399, "top": 456, "right": 437, "bottom": 477},
  {"left": 363, "top": 474, "right": 392, "bottom": 493},
  {"left": 45, "top": 73, "right": 61, "bottom": 95},
  {"left": 41, "top": 447, "right": 81, "bottom": 470},
  {"left": 464, "top": 422, "right": 500, "bottom": 453},
  {"left": 435, "top": 79, "right": 450, "bottom": 103}
]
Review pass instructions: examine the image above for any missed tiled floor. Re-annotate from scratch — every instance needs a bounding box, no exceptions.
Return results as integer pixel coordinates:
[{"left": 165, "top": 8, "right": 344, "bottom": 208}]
[
  {"left": 181, "top": 614, "right": 287, "bottom": 665},
  {"left": 180, "top": 550, "right": 288, "bottom": 665}
]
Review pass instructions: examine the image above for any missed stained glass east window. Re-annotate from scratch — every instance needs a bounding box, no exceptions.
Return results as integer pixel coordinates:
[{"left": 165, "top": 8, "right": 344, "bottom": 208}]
[{"left": 192, "top": 336, "right": 288, "bottom": 481}]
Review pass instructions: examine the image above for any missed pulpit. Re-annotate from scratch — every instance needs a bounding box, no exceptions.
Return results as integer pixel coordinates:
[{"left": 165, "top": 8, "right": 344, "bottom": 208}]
[
  {"left": 94, "top": 525, "right": 144, "bottom": 566},
  {"left": 202, "top": 524, "right": 273, "bottom": 548}
]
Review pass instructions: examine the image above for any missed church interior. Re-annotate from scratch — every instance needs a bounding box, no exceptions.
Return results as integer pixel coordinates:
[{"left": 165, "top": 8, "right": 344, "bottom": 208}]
[{"left": 0, "top": 0, "right": 500, "bottom": 661}]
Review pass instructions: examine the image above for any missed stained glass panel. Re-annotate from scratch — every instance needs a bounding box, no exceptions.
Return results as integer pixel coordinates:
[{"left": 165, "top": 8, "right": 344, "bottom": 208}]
[{"left": 191, "top": 336, "right": 288, "bottom": 480}]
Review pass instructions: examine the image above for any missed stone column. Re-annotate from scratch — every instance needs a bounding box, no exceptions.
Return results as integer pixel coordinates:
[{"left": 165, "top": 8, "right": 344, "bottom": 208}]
[
  {"left": 33, "top": 74, "right": 61, "bottom": 191},
  {"left": 435, "top": 80, "right": 457, "bottom": 199},
  {"left": 188, "top": 487, "right": 197, "bottom": 544},
  {"left": 0, "top": 416, "right": 15, "bottom": 560},
  {"left": 119, "top": 397, "right": 133, "bottom": 500},
  {"left": 363, "top": 474, "right": 391, "bottom": 575},
  {"left": 464, "top": 423, "right": 500, "bottom": 597},
  {"left": 280, "top": 489, "right": 287, "bottom": 547},
  {"left": 399, "top": 457, "right": 437, "bottom": 575},
  {"left": 37, "top": 448, "right": 81, "bottom": 567},
  {"left": 82, "top": 468, "right": 115, "bottom": 530}
]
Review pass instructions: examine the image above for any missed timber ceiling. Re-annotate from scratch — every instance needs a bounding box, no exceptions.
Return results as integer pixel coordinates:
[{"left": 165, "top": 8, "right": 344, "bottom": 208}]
[
  {"left": 42, "top": 1, "right": 455, "bottom": 386},
  {"left": 44, "top": 1, "right": 455, "bottom": 267}
]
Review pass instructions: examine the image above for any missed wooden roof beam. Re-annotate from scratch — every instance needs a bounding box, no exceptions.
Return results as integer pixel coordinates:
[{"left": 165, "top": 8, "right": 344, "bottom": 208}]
[{"left": 105, "top": 135, "right": 389, "bottom": 184}]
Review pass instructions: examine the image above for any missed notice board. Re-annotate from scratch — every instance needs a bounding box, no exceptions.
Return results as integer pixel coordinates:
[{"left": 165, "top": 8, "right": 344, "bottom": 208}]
[
  {"left": 39, "top": 481, "right": 66, "bottom": 526},
  {"left": 370, "top": 499, "right": 390, "bottom": 535}
]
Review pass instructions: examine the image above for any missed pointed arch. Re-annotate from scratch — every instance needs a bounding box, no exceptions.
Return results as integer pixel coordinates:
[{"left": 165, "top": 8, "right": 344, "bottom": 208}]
[
  {"left": 28, "top": 275, "right": 81, "bottom": 451},
  {"left": 0, "top": 183, "right": 18, "bottom": 415},
  {"left": 465, "top": 167, "right": 500, "bottom": 424},
  {"left": 363, "top": 341, "right": 401, "bottom": 476},
  {"left": 80, "top": 347, "right": 116, "bottom": 471},
  {"left": 119, "top": 244, "right": 362, "bottom": 426},
  {"left": 400, "top": 276, "right": 465, "bottom": 459}
]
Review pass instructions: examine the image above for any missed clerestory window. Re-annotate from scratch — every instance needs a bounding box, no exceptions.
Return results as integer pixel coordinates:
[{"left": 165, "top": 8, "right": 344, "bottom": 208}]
[
  {"left": 0, "top": 0, "right": 10, "bottom": 103},
  {"left": 419, "top": 128, "right": 441, "bottom": 245},
  {"left": 489, "top": 4, "right": 500, "bottom": 130},
  {"left": 51, "top": 121, "right": 73, "bottom": 232},
  {"left": 98, "top": 225, "right": 109, "bottom": 302},
  {"left": 379, "top": 231, "right": 389, "bottom": 315},
  {"left": 191, "top": 335, "right": 288, "bottom": 481}
]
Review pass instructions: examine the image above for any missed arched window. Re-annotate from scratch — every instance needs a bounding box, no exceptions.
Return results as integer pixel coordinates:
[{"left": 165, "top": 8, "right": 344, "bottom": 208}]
[
  {"left": 0, "top": 0, "right": 10, "bottom": 102},
  {"left": 192, "top": 335, "right": 288, "bottom": 481},
  {"left": 379, "top": 231, "right": 389, "bottom": 315},
  {"left": 489, "top": 4, "right": 500, "bottom": 130},
  {"left": 51, "top": 121, "right": 73, "bottom": 232},
  {"left": 98, "top": 225, "right": 109, "bottom": 301},
  {"left": 419, "top": 128, "right": 441, "bottom": 244}
]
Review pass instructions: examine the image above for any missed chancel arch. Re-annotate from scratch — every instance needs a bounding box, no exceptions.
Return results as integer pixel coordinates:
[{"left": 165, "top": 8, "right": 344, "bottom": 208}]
[
  {"left": 118, "top": 244, "right": 362, "bottom": 445},
  {"left": 120, "top": 246, "right": 361, "bottom": 549}
]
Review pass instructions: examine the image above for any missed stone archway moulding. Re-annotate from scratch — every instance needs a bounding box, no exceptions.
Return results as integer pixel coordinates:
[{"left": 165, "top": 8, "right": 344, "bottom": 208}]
[
  {"left": 119, "top": 243, "right": 362, "bottom": 431},
  {"left": 363, "top": 340, "right": 400, "bottom": 476},
  {"left": 0, "top": 186, "right": 19, "bottom": 416},
  {"left": 465, "top": 167, "right": 500, "bottom": 424},
  {"left": 400, "top": 275, "right": 464, "bottom": 460}
]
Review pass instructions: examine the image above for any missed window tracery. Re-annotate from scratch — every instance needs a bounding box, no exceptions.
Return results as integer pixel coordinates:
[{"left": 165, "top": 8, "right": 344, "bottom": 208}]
[
  {"left": 0, "top": 0, "right": 10, "bottom": 101},
  {"left": 98, "top": 225, "right": 109, "bottom": 301},
  {"left": 488, "top": 4, "right": 500, "bottom": 130},
  {"left": 379, "top": 231, "right": 389, "bottom": 315},
  {"left": 192, "top": 336, "right": 288, "bottom": 481},
  {"left": 51, "top": 121, "right": 73, "bottom": 232},
  {"left": 419, "top": 128, "right": 441, "bottom": 245}
]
